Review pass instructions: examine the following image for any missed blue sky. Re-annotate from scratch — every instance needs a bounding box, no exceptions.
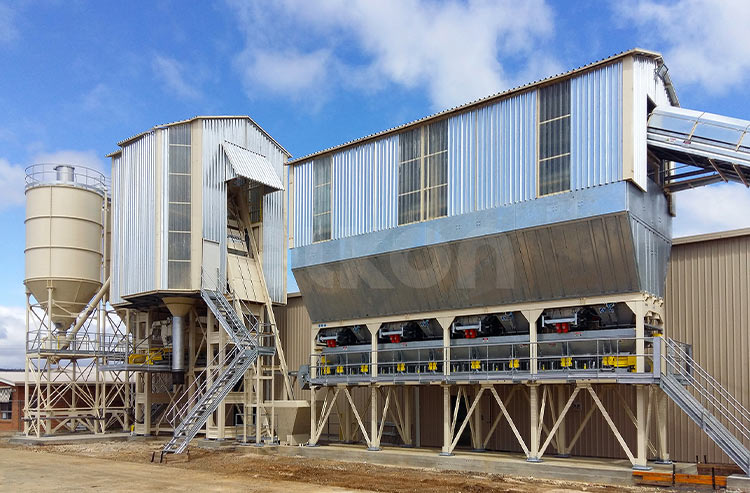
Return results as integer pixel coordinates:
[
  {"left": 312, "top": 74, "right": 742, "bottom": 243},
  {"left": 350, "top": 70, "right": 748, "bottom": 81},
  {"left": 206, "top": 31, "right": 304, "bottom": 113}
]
[{"left": 2, "top": 0, "right": 750, "bottom": 366}]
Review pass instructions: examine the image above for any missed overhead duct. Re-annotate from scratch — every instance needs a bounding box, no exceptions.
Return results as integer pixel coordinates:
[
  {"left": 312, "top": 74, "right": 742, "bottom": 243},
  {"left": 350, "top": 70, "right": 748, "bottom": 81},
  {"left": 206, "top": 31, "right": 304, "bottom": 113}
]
[{"left": 162, "top": 297, "right": 194, "bottom": 385}]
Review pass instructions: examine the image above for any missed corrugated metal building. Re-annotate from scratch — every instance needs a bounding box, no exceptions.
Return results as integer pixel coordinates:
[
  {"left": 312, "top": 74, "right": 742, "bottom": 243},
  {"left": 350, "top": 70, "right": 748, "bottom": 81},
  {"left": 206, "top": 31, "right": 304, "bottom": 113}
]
[
  {"left": 110, "top": 116, "right": 289, "bottom": 305},
  {"left": 277, "top": 229, "right": 750, "bottom": 464},
  {"left": 289, "top": 50, "right": 669, "bottom": 250}
]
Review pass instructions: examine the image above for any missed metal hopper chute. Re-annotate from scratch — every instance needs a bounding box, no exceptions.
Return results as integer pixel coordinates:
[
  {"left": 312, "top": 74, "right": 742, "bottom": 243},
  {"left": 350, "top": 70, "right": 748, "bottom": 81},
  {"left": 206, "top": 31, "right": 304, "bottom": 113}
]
[{"left": 648, "top": 106, "right": 750, "bottom": 191}]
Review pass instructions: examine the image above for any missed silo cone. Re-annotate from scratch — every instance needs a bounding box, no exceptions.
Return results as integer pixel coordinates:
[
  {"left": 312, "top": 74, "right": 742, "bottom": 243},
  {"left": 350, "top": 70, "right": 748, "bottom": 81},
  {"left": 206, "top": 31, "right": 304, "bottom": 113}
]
[{"left": 163, "top": 297, "right": 193, "bottom": 385}]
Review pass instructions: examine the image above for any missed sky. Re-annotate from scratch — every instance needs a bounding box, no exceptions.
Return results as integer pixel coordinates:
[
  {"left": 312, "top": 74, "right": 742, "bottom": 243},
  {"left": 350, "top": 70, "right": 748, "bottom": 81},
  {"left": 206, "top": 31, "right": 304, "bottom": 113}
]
[{"left": 2, "top": 0, "right": 750, "bottom": 367}]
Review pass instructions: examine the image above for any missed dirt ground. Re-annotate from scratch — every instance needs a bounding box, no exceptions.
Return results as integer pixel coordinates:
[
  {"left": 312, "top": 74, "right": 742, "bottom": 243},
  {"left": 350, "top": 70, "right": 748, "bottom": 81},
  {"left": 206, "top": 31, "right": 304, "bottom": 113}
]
[{"left": 0, "top": 438, "right": 688, "bottom": 493}]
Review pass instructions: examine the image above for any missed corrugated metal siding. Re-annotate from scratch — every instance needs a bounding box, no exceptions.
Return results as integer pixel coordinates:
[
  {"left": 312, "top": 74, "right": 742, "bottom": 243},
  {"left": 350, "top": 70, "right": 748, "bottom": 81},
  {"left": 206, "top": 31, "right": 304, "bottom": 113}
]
[
  {"left": 571, "top": 61, "right": 622, "bottom": 189},
  {"left": 332, "top": 141, "right": 374, "bottom": 240},
  {"left": 275, "top": 295, "right": 312, "bottom": 400},
  {"left": 110, "top": 153, "right": 122, "bottom": 303},
  {"left": 202, "top": 119, "right": 238, "bottom": 285},
  {"left": 294, "top": 64, "right": 631, "bottom": 245},
  {"left": 202, "top": 118, "right": 287, "bottom": 302},
  {"left": 632, "top": 57, "right": 672, "bottom": 190},
  {"left": 448, "top": 91, "right": 537, "bottom": 215},
  {"left": 293, "top": 161, "right": 314, "bottom": 248},
  {"left": 631, "top": 216, "right": 671, "bottom": 297},
  {"left": 447, "top": 110, "right": 475, "bottom": 215},
  {"left": 666, "top": 232, "right": 750, "bottom": 464},
  {"left": 371, "top": 135, "right": 399, "bottom": 233},
  {"left": 222, "top": 141, "right": 284, "bottom": 191},
  {"left": 111, "top": 132, "right": 157, "bottom": 303},
  {"left": 293, "top": 135, "right": 398, "bottom": 248}
]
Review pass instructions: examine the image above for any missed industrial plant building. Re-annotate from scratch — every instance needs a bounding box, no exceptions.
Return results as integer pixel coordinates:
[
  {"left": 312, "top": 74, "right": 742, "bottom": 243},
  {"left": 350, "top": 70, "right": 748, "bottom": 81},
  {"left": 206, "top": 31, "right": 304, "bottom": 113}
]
[{"left": 19, "top": 48, "right": 750, "bottom": 481}]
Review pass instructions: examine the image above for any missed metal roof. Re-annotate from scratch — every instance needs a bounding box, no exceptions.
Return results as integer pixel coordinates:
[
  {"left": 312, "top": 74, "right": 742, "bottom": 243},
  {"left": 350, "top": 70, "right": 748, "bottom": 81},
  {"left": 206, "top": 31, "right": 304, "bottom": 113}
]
[
  {"left": 672, "top": 228, "right": 750, "bottom": 246},
  {"left": 113, "top": 115, "right": 291, "bottom": 158},
  {"left": 287, "top": 48, "right": 665, "bottom": 166},
  {"left": 222, "top": 140, "right": 284, "bottom": 190}
]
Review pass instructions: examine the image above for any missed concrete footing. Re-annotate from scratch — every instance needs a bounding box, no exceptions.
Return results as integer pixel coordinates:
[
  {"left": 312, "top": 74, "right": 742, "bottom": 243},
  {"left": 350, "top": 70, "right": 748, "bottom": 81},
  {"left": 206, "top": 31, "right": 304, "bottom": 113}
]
[
  {"left": 240, "top": 443, "right": 679, "bottom": 486},
  {"left": 9, "top": 432, "right": 131, "bottom": 446},
  {"left": 727, "top": 475, "right": 750, "bottom": 492}
]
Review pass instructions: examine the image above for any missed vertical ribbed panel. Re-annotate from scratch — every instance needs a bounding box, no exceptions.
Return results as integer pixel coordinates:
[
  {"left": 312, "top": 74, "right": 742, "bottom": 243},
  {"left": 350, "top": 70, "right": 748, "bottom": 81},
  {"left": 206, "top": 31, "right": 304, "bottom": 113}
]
[
  {"left": 202, "top": 118, "right": 287, "bottom": 303},
  {"left": 448, "top": 90, "right": 537, "bottom": 214},
  {"left": 202, "top": 119, "right": 239, "bottom": 286},
  {"left": 111, "top": 132, "right": 156, "bottom": 302},
  {"left": 293, "top": 134, "right": 398, "bottom": 248},
  {"left": 110, "top": 154, "right": 122, "bottom": 303},
  {"left": 630, "top": 216, "right": 671, "bottom": 297},
  {"left": 448, "top": 111, "right": 475, "bottom": 215},
  {"left": 372, "top": 134, "right": 398, "bottom": 232},
  {"left": 331, "top": 142, "right": 374, "bottom": 240},
  {"left": 274, "top": 295, "right": 312, "bottom": 400},
  {"left": 293, "top": 160, "right": 314, "bottom": 247},
  {"left": 632, "top": 57, "right": 671, "bottom": 190},
  {"left": 571, "top": 62, "right": 623, "bottom": 189},
  {"left": 666, "top": 233, "right": 750, "bottom": 464}
]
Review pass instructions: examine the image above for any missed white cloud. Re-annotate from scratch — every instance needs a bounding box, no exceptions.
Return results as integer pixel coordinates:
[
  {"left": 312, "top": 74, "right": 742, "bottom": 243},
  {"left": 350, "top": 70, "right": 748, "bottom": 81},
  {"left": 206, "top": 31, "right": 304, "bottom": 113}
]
[
  {"left": 0, "top": 158, "right": 26, "bottom": 212},
  {"left": 228, "top": 0, "right": 556, "bottom": 110},
  {"left": 152, "top": 54, "right": 201, "bottom": 100},
  {"left": 673, "top": 182, "right": 750, "bottom": 237},
  {"left": 0, "top": 305, "right": 26, "bottom": 369},
  {"left": 619, "top": 0, "right": 750, "bottom": 94},
  {"left": 237, "top": 48, "right": 333, "bottom": 98}
]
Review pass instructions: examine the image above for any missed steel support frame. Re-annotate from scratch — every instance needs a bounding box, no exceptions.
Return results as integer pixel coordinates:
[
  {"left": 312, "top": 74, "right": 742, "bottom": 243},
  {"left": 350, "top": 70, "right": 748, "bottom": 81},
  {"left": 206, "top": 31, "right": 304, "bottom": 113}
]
[
  {"left": 24, "top": 294, "right": 129, "bottom": 437},
  {"left": 307, "top": 294, "right": 667, "bottom": 464}
]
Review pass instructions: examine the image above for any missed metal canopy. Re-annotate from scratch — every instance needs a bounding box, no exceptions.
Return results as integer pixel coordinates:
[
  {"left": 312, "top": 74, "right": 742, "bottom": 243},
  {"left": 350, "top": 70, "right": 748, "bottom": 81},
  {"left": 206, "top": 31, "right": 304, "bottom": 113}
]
[
  {"left": 648, "top": 106, "right": 750, "bottom": 191},
  {"left": 222, "top": 140, "right": 284, "bottom": 191}
]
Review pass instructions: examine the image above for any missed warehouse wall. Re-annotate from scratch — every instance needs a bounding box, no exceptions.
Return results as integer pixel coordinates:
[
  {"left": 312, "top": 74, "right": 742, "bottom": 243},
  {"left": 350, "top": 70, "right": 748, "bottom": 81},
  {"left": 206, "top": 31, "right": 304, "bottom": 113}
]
[
  {"left": 665, "top": 228, "right": 750, "bottom": 464},
  {"left": 277, "top": 229, "right": 750, "bottom": 465}
]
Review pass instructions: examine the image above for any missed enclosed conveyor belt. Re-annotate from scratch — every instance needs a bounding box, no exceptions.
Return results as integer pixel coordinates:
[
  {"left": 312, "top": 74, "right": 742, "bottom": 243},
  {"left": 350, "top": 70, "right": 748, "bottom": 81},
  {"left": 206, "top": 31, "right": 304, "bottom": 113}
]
[{"left": 647, "top": 106, "right": 750, "bottom": 191}]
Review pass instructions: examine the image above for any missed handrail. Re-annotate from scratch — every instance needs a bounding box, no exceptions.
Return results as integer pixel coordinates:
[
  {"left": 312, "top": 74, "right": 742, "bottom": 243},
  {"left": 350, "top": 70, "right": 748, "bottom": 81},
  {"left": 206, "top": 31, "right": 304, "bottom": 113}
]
[
  {"left": 200, "top": 268, "right": 264, "bottom": 347},
  {"left": 665, "top": 338, "right": 750, "bottom": 416},
  {"left": 310, "top": 336, "right": 655, "bottom": 384},
  {"left": 166, "top": 346, "right": 242, "bottom": 428},
  {"left": 25, "top": 163, "right": 107, "bottom": 194},
  {"left": 662, "top": 337, "right": 750, "bottom": 442}
]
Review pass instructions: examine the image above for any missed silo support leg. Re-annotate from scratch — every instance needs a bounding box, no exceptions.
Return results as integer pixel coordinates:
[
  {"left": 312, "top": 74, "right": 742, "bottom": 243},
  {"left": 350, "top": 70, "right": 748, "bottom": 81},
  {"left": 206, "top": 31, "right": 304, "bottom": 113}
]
[
  {"left": 615, "top": 387, "right": 657, "bottom": 458},
  {"left": 470, "top": 386, "right": 484, "bottom": 451},
  {"left": 441, "top": 386, "right": 485, "bottom": 456},
  {"left": 440, "top": 385, "right": 451, "bottom": 456},
  {"left": 399, "top": 387, "right": 413, "bottom": 446},
  {"left": 635, "top": 385, "right": 651, "bottom": 470},
  {"left": 309, "top": 387, "right": 340, "bottom": 446},
  {"left": 655, "top": 388, "right": 670, "bottom": 463}
]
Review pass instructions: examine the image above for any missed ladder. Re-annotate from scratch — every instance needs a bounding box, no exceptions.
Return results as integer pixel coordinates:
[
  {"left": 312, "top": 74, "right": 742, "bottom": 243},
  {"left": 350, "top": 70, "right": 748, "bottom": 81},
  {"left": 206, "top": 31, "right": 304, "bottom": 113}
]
[
  {"left": 160, "top": 275, "right": 274, "bottom": 458},
  {"left": 659, "top": 337, "right": 750, "bottom": 475}
]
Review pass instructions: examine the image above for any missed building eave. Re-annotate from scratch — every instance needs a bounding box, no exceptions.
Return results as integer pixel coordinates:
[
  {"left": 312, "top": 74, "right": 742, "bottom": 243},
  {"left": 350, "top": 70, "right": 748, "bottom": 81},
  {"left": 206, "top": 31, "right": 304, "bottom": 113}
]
[{"left": 672, "top": 228, "right": 750, "bottom": 246}]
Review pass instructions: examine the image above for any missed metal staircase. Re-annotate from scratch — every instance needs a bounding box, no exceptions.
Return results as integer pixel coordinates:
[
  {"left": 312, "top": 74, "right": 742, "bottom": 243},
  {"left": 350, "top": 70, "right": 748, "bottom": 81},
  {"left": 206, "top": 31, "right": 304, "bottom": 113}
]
[
  {"left": 659, "top": 337, "right": 750, "bottom": 475},
  {"left": 160, "top": 271, "right": 274, "bottom": 458}
]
